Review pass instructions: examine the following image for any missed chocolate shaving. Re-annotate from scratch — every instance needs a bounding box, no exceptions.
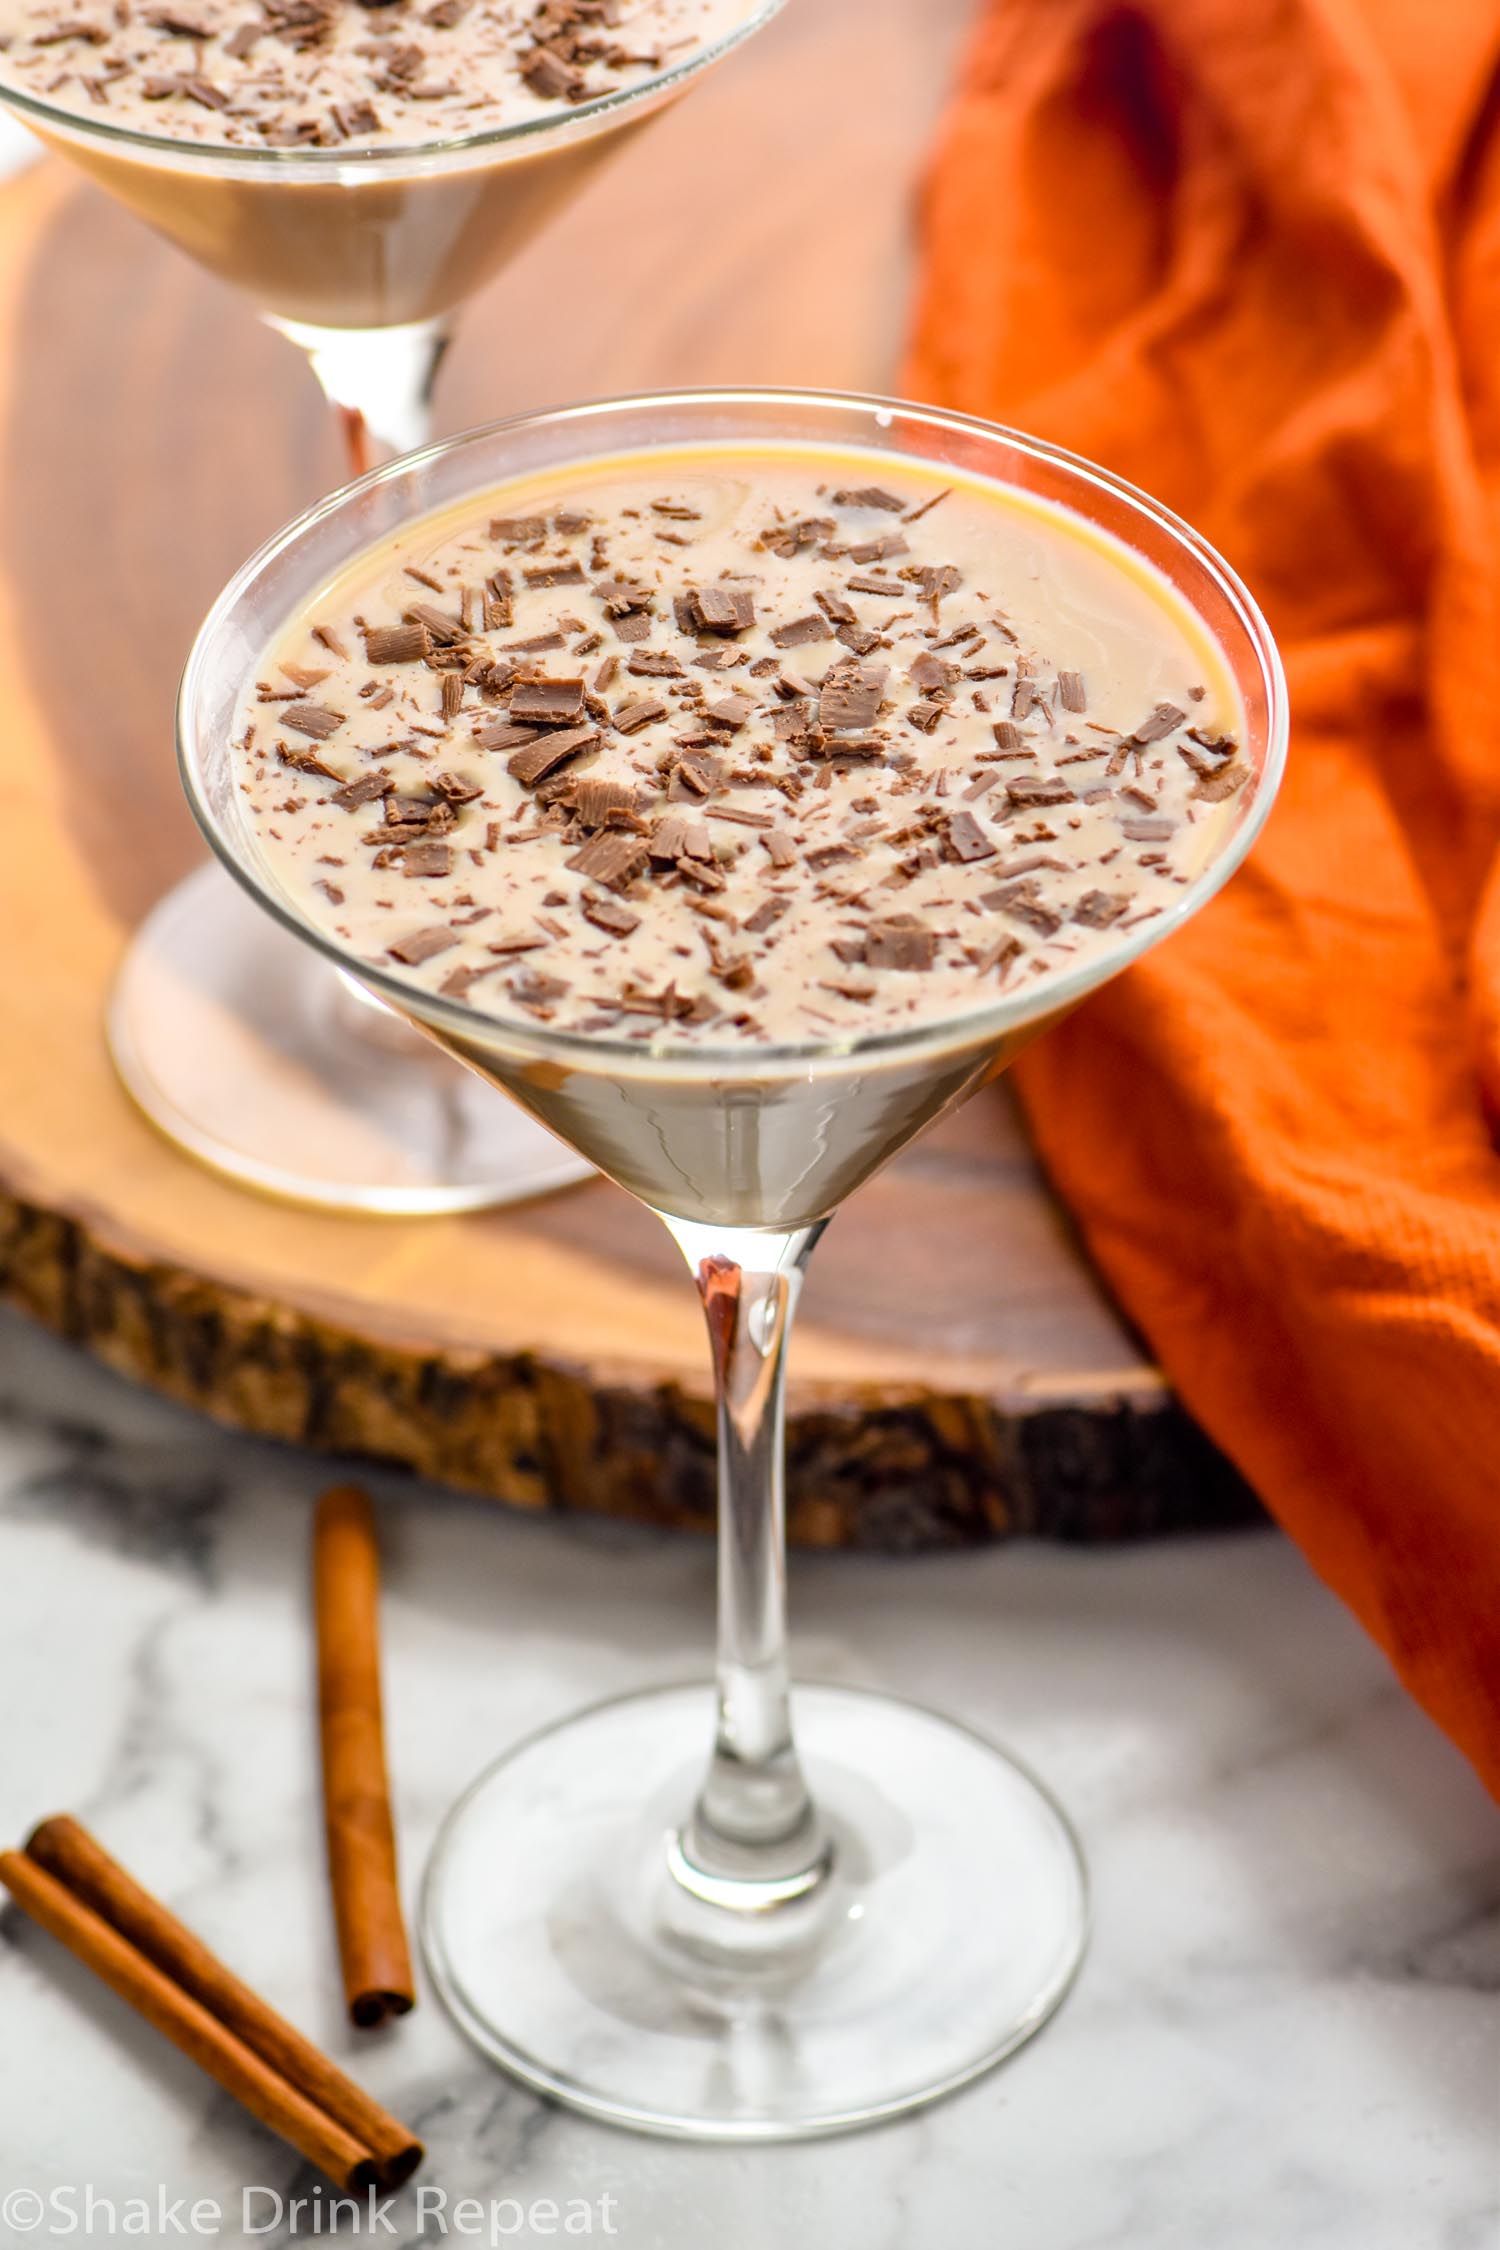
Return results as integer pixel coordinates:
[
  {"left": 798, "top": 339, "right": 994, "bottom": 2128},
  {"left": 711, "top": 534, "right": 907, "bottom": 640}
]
[
  {"left": 403, "top": 601, "right": 463, "bottom": 645},
  {"left": 524, "top": 560, "right": 586, "bottom": 587},
  {"left": 815, "top": 588, "right": 857, "bottom": 625},
  {"left": 572, "top": 777, "right": 639, "bottom": 827},
  {"left": 1004, "top": 775, "right": 1076, "bottom": 808},
  {"left": 910, "top": 651, "right": 959, "bottom": 694},
  {"left": 1192, "top": 759, "right": 1249, "bottom": 802},
  {"left": 675, "top": 752, "right": 723, "bottom": 796},
  {"left": 769, "top": 613, "right": 834, "bottom": 649},
  {"left": 819, "top": 662, "right": 888, "bottom": 732},
  {"left": 363, "top": 622, "right": 430, "bottom": 664},
  {"left": 507, "top": 723, "right": 598, "bottom": 786},
  {"left": 280, "top": 703, "right": 343, "bottom": 739},
  {"left": 510, "top": 677, "right": 586, "bottom": 725},
  {"left": 389, "top": 925, "right": 457, "bottom": 965},
  {"left": 490, "top": 515, "right": 547, "bottom": 544},
  {"left": 1072, "top": 891, "right": 1130, "bottom": 927},
  {"left": 400, "top": 839, "right": 452, "bottom": 879},
  {"left": 580, "top": 893, "right": 641, "bottom": 937},
  {"left": 1129, "top": 702, "right": 1187, "bottom": 746},
  {"left": 686, "top": 586, "right": 756, "bottom": 633},
  {"left": 331, "top": 771, "right": 392, "bottom": 810},
  {"left": 866, "top": 918, "right": 937, "bottom": 971},
  {"left": 705, "top": 694, "right": 755, "bottom": 732},
  {"left": 943, "top": 810, "right": 997, "bottom": 863},
  {"left": 566, "top": 832, "right": 647, "bottom": 891},
  {"left": 475, "top": 720, "right": 539, "bottom": 754},
  {"left": 613, "top": 695, "right": 668, "bottom": 733},
  {"left": 1122, "top": 816, "right": 1177, "bottom": 842},
  {"left": 831, "top": 486, "right": 906, "bottom": 512},
  {"left": 986, "top": 880, "right": 1062, "bottom": 937}
]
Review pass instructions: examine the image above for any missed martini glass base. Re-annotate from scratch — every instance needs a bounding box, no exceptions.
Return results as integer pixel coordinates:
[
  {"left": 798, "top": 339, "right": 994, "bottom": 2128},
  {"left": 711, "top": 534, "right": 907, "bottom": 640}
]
[
  {"left": 108, "top": 862, "right": 593, "bottom": 1214},
  {"left": 421, "top": 1681, "right": 1089, "bottom": 2141}
]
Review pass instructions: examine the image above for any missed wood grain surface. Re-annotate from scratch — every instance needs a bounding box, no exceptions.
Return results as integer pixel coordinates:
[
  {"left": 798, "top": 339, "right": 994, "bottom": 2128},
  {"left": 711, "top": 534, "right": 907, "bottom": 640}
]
[{"left": 0, "top": 0, "right": 1258, "bottom": 1544}]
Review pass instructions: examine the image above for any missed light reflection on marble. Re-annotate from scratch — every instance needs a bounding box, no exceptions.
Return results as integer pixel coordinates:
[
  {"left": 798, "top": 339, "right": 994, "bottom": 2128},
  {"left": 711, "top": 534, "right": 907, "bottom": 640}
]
[{"left": 0, "top": 1303, "right": 1495, "bottom": 2249}]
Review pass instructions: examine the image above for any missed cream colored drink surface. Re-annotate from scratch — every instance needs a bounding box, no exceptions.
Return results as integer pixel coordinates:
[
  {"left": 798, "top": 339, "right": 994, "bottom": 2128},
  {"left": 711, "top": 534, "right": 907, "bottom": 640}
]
[
  {"left": 229, "top": 442, "right": 1250, "bottom": 1050},
  {"left": 0, "top": 0, "right": 746, "bottom": 148}
]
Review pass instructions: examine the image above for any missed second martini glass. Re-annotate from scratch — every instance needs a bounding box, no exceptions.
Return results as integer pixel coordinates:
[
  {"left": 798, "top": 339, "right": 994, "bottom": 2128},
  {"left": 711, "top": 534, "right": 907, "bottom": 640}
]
[
  {"left": 179, "top": 388, "right": 1287, "bottom": 2136},
  {"left": 0, "top": 0, "right": 782, "bottom": 1210}
]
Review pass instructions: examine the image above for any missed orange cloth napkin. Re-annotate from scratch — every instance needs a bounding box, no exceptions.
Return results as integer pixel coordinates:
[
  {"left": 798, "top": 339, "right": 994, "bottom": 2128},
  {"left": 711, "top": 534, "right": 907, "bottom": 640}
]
[{"left": 906, "top": 0, "right": 1500, "bottom": 1796}]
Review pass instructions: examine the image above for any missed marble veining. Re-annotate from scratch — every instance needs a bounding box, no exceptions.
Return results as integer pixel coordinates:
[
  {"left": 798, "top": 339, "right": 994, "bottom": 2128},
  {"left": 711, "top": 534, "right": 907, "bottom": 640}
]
[{"left": 0, "top": 1305, "right": 1495, "bottom": 2249}]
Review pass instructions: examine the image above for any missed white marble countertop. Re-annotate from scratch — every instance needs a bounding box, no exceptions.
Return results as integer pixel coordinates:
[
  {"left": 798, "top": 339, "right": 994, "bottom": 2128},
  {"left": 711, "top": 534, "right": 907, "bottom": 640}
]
[{"left": 0, "top": 1302, "right": 1495, "bottom": 2248}]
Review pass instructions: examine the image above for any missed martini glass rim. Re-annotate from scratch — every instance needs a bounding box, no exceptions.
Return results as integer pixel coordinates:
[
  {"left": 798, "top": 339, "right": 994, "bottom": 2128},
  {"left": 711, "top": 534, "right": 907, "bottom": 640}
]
[
  {"left": 0, "top": 0, "right": 786, "bottom": 171},
  {"left": 178, "top": 382, "right": 1290, "bottom": 1080}
]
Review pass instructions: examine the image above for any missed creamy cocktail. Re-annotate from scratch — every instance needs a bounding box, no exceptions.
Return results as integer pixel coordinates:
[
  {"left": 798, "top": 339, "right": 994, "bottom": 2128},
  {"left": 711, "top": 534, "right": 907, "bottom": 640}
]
[
  {"left": 180, "top": 390, "right": 1287, "bottom": 2139},
  {"left": 226, "top": 441, "right": 1249, "bottom": 1219},
  {"left": 0, "top": 0, "right": 784, "bottom": 1211},
  {"left": 0, "top": 0, "right": 760, "bottom": 327}
]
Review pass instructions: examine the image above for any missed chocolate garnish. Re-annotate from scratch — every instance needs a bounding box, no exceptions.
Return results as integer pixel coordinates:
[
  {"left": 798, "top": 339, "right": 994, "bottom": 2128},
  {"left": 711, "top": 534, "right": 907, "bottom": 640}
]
[
  {"left": 475, "top": 720, "right": 539, "bottom": 754},
  {"left": 650, "top": 814, "right": 713, "bottom": 863},
  {"left": 403, "top": 600, "right": 463, "bottom": 645},
  {"left": 331, "top": 771, "right": 392, "bottom": 810},
  {"left": 686, "top": 586, "right": 756, "bottom": 633},
  {"left": 986, "top": 880, "right": 1062, "bottom": 937},
  {"left": 613, "top": 695, "right": 668, "bottom": 733},
  {"left": 705, "top": 693, "right": 755, "bottom": 731},
  {"left": 769, "top": 613, "right": 834, "bottom": 649},
  {"left": 572, "top": 777, "right": 639, "bottom": 827},
  {"left": 1072, "top": 891, "right": 1130, "bottom": 927},
  {"left": 1121, "top": 815, "right": 1177, "bottom": 842},
  {"left": 943, "top": 810, "right": 997, "bottom": 863},
  {"left": 910, "top": 651, "right": 958, "bottom": 695},
  {"left": 819, "top": 661, "right": 888, "bottom": 732},
  {"left": 524, "top": 560, "right": 586, "bottom": 587},
  {"left": 280, "top": 703, "right": 343, "bottom": 739},
  {"left": 363, "top": 622, "right": 430, "bottom": 664},
  {"left": 566, "top": 832, "right": 647, "bottom": 890},
  {"left": 831, "top": 486, "right": 905, "bottom": 512},
  {"left": 675, "top": 752, "right": 723, "bottom": 796},
  {"left": 1004, "top": 776, "right": 1076, "bottom": 808},
  {"left": 388, "top": 925, "right": 457, "bottom": 964},
  {"left": 490, "top": 515, "right": 547, "bottom": 544},
  {"left": 866, "top": 917, "right": 937, "bottom": 970},
  {"left": 507, "top": 723, "right": 598, "bottom": 786},
  {"left": 400, "top": 839, "right": 452, "bottom": 879},
  {"left": 1129, "top": 702, "right": 1187, "bottom": 746},
  {"left": 1192, "top": 759, "right": 1249, "bottom": 802},
  {"left": 1057, "top": 670, "right": 1086, "bottom": 713},
  {"left": 510, "top": 677, "right": 586, "bottom": 725},
  {"left": 580, "top": 893, "right": 641, "bottom": 937}
]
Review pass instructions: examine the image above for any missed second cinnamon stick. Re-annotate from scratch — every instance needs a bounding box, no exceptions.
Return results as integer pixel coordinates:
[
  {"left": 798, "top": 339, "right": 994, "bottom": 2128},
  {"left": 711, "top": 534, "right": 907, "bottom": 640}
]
[
  {"left": 0, "top": 1852, "right": 378, "bottom": 2192},
  {"left": 24, "top": 1816, "right": 421, "bottom": 2188},
  {"left": 313, "top": 1484, "right": 415, "bottom": 2029}
]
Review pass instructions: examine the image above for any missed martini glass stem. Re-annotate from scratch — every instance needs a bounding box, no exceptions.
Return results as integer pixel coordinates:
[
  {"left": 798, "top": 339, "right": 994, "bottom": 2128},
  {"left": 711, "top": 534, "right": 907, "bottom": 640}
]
[
  {"left": 663, "top": 1216, "right": 832, "bottom": 1903},
  {"left": 274, "top": 314, "right": 453, "bottom": 475}
]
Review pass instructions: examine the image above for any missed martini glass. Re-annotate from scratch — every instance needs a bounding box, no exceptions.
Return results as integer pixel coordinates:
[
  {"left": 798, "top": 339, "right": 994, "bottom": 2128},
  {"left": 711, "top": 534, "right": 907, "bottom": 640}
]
[
  {"left": 178, "top": 388, "right": 1288, "bottom": 2137},
  {"left": 0, "top": 1, "right": 782, "bottom": 1211}
]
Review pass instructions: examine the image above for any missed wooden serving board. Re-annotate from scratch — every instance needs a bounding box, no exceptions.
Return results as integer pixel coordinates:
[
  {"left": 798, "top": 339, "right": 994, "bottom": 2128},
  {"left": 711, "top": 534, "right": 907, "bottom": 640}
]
[{"left": 0, "top": 0, "right": 1257, "bottom": 1545}]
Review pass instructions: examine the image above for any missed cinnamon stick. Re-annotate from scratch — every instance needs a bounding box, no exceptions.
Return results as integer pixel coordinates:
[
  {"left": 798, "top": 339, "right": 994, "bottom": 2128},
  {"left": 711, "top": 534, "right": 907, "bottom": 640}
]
[
  {"left": 24, "top": 1817, "right": 421, "bottom": 2189},
  {"left": 0, "top": 1852, "right": 381, "bottom": 2192},
  {"left": 313, "top": 1485, "right": 415, "bottom": 2028}
]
